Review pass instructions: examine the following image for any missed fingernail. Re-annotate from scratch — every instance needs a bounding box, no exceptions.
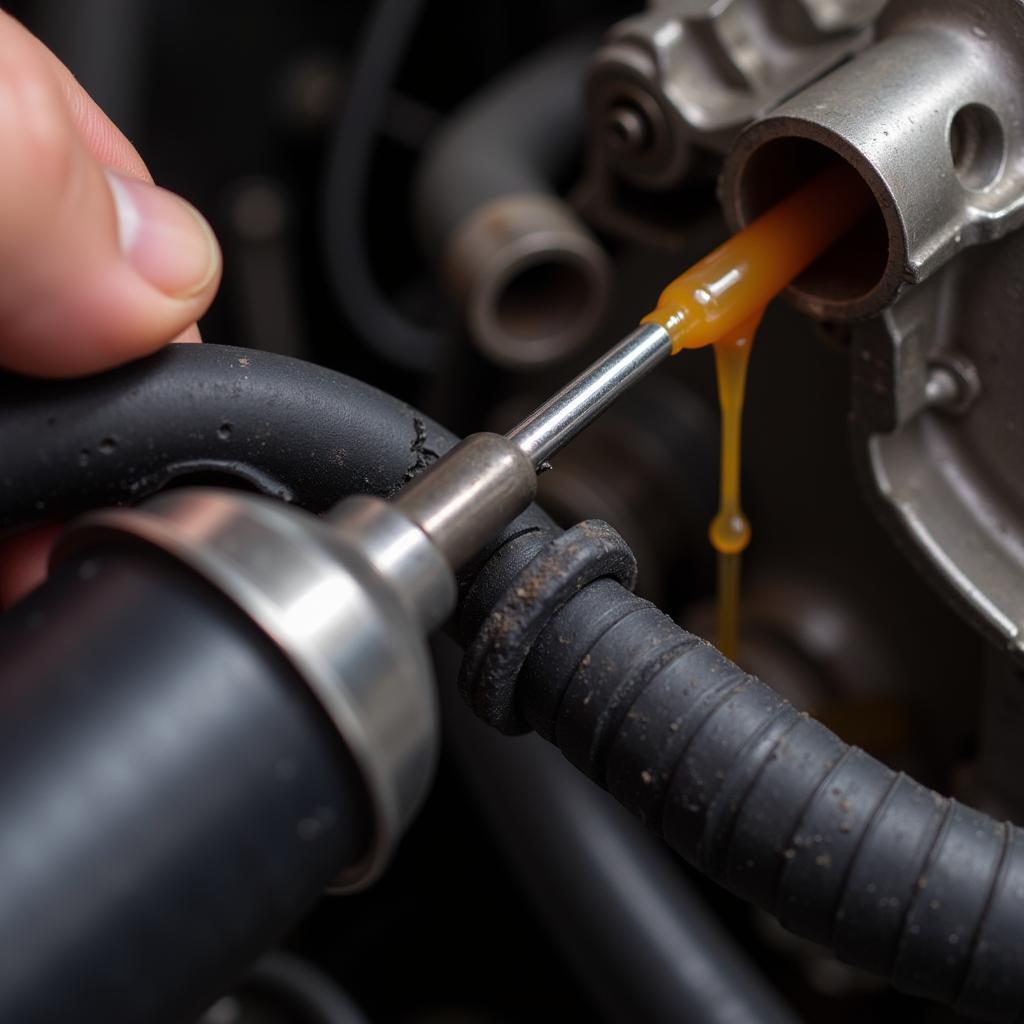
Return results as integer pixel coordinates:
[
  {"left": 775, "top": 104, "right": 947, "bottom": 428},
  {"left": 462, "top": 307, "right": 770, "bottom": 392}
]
[
  {"left": 172, "top": 323, "right": 203, "bottom": 344},
  {"left": 105, "top": 169, "right": 220, "bottom": 299}
]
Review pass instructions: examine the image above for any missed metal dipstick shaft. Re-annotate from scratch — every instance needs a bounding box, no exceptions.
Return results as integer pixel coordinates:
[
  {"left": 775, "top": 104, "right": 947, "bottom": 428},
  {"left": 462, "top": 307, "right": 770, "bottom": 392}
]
[
  {"left": 506, "top": 322, "right": 672, "bottom": 467},
  {"left": 393, "top": 323, "right": 672, "bottom": 570}
]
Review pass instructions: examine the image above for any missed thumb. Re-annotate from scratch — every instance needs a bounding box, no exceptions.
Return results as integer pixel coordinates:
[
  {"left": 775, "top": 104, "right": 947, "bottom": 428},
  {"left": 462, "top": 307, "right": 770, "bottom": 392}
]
[{"left": 0, "top": 24, "right": 221, "bottom": 377}]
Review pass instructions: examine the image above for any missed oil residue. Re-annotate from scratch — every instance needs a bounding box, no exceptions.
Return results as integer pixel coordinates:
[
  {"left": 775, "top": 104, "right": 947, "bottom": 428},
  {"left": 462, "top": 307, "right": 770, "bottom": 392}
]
[{"left": 642, "top": 161, "right": 874, "bottom": 661}]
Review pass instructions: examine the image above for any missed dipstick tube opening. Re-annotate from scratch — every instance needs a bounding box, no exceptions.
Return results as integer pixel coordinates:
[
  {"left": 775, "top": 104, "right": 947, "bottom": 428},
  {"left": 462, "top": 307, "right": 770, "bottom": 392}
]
[{"left": 643, "top": 162, "right": 874, "bottom": 353}]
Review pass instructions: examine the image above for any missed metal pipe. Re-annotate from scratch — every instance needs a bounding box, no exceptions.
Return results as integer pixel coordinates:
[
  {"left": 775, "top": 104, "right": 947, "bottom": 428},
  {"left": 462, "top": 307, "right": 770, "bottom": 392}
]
[
  {"left": 415, "top": 31, "right": 611, "bottom": 370},
  {"left": 506, "top": 322, "right": 671, "bottom": 468},
  {"left": 719, "top": 0, "right": 1024, "bottom": 320},
  {"left": 393, "top": 322, "right": 673, "bottom": 568},
  {"left": 394, "top": 434, "right": 537, "bottom": 570}
]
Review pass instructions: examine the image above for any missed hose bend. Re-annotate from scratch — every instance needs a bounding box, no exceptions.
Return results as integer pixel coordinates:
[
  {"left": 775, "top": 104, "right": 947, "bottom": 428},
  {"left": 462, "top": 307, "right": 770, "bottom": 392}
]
[{"left": 414, "top": 31, "right": 610, "bottom": 370}]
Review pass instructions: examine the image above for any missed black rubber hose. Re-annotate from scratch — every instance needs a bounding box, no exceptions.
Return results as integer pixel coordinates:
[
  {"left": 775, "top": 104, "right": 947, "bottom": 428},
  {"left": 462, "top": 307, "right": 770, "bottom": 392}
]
[
  {"left": 414, "top": 30, "right": 599, "bottom": 253},
  {"left": 438, "top": 644, "right": 798, "bottom": 1024},
  {"left": 322, "top": 0, "right": 443, "bottom": 373},
  {"left": 0, "top": 543, "right": 371, "bottom": 1024},
  {"left": 457, "top": 529, "right": 1024, "bottom": 1023},
  {"left": 0, "top": 344, "right": 462, "bottom": 532},
  {"left": 0, "top": 344, "right": 792, "bottom": 1024}
]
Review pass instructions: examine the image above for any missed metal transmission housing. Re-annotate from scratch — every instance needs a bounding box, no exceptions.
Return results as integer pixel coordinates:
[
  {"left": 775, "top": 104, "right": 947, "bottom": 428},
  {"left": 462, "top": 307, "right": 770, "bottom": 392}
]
[
  {"left": 717, "top": 0, "right": 1024, "bottom": 662},
  {"left": 721, "top": 0, "right": 1024, "bottom": 320}
]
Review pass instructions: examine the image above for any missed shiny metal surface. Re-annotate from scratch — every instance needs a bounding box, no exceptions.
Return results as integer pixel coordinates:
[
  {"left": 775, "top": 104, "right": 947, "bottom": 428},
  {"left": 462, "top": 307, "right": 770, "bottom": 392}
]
[
  {"left": 721, "top": 0, "right": 1024, "bottom": 319},
  {"left": 579, "top": 0, "right": 881, "bottom": 245},
  {"left": 588, "top": 0, "right": 881, "bottom": 187},
  {"left": 506, "top": 322, "right": 672, "bottom": 468},
  {"left": 697, "top": 0, "right": 1024, "bottom": 666},
  {"left": 62, "top": 490, "right": 453, "bottom": 892},
  {"left": 395, "top": 433, "right": 537, "bottom": 569},
  {"left": 325, "top": 495, "right": 456, "bottom": 630},
  {"left": 849, "top": 219, "right": 1024, "bottom": 665}
]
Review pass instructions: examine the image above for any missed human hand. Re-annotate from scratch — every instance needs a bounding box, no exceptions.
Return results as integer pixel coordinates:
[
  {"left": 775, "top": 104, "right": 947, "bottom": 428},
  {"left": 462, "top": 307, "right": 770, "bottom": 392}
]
[{"left": 0, "top": 11, "right": 222, "bottom": 606}]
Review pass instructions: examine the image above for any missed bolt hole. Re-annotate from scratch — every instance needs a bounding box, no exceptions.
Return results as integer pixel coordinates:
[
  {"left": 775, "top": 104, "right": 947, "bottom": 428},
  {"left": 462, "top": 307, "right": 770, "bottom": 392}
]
[
  {"left": 607, "top": 103, "right": 650, "bottom": 155},
  {"left": 949, "top": 104, "right": 1005, "bottom": 191}
]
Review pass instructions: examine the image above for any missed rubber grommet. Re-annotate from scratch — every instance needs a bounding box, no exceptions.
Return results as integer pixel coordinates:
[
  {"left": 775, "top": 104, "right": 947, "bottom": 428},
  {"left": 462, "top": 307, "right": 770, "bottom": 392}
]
[{"left": 459, "top": 520, "right": 637, "bottom": 734}]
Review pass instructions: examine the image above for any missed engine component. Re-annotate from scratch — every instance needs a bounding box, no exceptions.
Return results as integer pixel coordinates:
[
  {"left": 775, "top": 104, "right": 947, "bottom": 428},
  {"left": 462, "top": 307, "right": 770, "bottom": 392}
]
[
  {"left": 8, "top": 14, "right": 1024, "bottom": 999},
  {"left": 703, "top": 0, "right": 1024, "bottom": 668},
  {"left": 5, "top": 337, "right": 1024, "bottom": 1020},
  {"left": 720, "top": 0, "right": 1024, "bottom": 320},
  {"left": 415, "top": 33, "right": 611, "bottom": 370},
  {"left": 13, "top": 1, "right": 1021, "bottom": 1021},
  {"left": 579, "top": 0, "right": 884, "bottom": 245},
  {"left": 849, "top": 222, "right": 1024, "bottom": 667}
]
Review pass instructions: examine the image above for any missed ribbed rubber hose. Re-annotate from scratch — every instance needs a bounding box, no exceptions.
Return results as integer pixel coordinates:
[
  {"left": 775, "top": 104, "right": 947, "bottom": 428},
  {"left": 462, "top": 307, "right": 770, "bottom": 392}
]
[
  {"left": 322, "top": 0, "right": 443, "bottom": 372},
  {"left": 438, "top": 649, "right": 798, "bottom": 1024},
  {"left": 456, "top": 525, "right": 1024, "bottom": 1023}
]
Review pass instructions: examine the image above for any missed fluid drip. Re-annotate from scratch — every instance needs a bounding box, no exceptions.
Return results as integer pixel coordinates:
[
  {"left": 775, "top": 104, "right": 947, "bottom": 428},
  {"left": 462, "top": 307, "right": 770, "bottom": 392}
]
[
  {"left": 710, "top": 313, "right": 761, "bottom": 661},
  {"left": 641, "top": 161, "right": 873, "bottom": 660}
]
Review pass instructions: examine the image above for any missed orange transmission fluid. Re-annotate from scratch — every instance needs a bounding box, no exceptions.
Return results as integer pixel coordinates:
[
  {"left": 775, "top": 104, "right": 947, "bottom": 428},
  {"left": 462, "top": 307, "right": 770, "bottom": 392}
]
[
  {"left": 709, "top": 313, "right": 762, "bottom": 660},
  {"left": 641, "top": 162, "right": 873, "bottom": 660}
]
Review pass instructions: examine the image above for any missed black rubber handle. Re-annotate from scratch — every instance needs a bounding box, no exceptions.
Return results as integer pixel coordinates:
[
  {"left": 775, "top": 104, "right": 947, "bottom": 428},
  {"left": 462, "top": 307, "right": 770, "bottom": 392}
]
[{"left": 0, "top": 542, "right": 370, "bottom": 1024}]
